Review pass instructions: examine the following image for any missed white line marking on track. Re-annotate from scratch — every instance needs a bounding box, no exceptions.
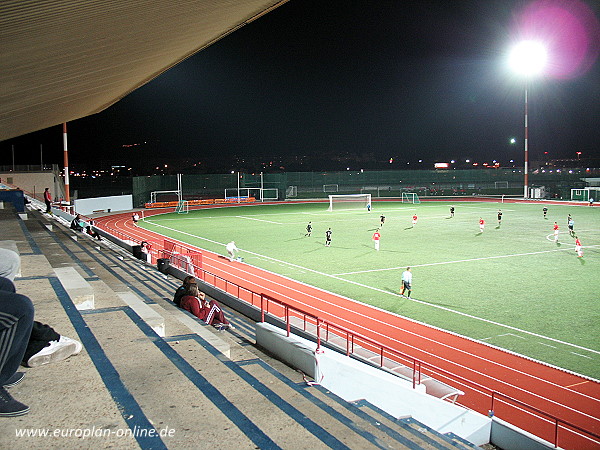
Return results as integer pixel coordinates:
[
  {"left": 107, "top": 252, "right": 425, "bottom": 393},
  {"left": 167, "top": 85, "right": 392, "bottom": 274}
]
[
  {"left": 144, "top": 219, "right": 600, "bottom": 359},
  {"left": 198, "top": 254, "right": 600, "bottom": 416}
]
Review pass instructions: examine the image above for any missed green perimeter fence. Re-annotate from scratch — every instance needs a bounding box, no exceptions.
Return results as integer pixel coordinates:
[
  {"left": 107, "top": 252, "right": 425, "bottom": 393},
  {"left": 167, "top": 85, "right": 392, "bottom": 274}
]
[{"left": 132, "top": 169, "right": 591, "bottom": 207}]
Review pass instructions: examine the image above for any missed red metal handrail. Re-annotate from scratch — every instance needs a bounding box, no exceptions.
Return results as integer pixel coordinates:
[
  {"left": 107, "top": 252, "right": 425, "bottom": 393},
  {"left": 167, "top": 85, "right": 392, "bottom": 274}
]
[{"left": 85, "top": 219, "right": 600, "bottom": 449}]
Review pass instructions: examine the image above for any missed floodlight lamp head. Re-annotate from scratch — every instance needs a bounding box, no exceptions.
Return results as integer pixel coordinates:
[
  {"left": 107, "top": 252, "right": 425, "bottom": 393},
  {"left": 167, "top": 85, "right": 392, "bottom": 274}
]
[{"left": 509, "top": 40, "right": 548, "bottom": 77}]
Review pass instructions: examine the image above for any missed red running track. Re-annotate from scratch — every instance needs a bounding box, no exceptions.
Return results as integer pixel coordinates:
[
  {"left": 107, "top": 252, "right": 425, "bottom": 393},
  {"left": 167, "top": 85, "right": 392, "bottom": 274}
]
[{"left": 96, "top": 209, "right": 600, "bottom": 449}]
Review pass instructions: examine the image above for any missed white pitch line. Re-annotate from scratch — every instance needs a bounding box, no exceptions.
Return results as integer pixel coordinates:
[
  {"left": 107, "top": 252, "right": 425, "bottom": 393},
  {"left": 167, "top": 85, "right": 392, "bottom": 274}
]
[
  {"left": 570, "top": 352, "right": 593, "bottom": 359},
  {"left": 236, "top": 215, "right": 283, "bottom": 224},
  {"left": 333, "top": 246, "right": 590, "bottom": 276},
  {"left": 145, "top": 219, "right": 600, "bottom": 357},
  {"left": 480, "top": 333, "right": 526, "bottom": 341}
]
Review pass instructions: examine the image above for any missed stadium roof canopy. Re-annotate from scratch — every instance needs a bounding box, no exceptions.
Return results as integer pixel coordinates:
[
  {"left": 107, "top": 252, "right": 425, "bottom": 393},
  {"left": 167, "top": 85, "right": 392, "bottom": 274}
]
[{"left": 0, "top": 0, "right": 287, "bottom": 141}]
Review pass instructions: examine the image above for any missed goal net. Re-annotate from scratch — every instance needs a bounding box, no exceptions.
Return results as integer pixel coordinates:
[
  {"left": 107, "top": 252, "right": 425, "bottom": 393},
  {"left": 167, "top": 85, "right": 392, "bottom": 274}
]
[
  {"left": 401, "top": 192, "right": 421, "bottom": 204},
  {"left": 150, "top": 190, "right": 181, "bottom": 204},
  {"left": 225, "top": 188, "right": 251, "bottom": 200},
  {"left": 286, "top": 186, "right": 298, "bottom": 198},
  {"left": 328, "top": 194, "right": 371, "bottom": 211},
  {"left": 323, "top": 184, "right": 339, "bottom": 193},
  {"left": 571, "top": 188, "right": 600, "bottom": 202},
  {"left": 224, "top": 187, "right": 277, "bottom": 201},
  {"left": 261, "top": 188, "right": 279, "bottom": 201},
  {"left": 175, "top": 200, "right": 189, "bottom": 214}
]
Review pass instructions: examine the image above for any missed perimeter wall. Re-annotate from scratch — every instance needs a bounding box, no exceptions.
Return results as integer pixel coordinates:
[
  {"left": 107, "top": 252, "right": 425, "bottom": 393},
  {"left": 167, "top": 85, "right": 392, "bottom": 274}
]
[{"left": 132, "top": 169, "right": 591, "bottom": 207}]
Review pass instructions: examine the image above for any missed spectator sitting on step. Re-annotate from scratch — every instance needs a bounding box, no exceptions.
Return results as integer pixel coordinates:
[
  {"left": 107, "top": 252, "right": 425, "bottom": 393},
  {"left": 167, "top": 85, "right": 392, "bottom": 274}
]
[
  {"left": 0, "top": 248, "right": 20, "bottom": 281},
  {"left": 180, "top": 284, "right": 232, "bottom": 330},
  {"left": 173, "top": 276, "right": 196, "bottom": 307},
  {"left": 70, "top": 214, "right": 84, "bottom": 232},
  {"left": 0, "top": 277, "right": 82, "bottom": 368},
  {"left": 86, "top": 220, "right": 102, "bottom": 241},
  {"left": 0, "top": 276, "right": 34, "bottom": 417}
]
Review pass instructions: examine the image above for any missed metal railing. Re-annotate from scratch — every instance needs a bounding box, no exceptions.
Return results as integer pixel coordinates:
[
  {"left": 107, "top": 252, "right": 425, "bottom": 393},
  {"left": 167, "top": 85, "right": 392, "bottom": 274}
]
[{"left": 65, "top": 211, "right": 600, "bottom": 449}]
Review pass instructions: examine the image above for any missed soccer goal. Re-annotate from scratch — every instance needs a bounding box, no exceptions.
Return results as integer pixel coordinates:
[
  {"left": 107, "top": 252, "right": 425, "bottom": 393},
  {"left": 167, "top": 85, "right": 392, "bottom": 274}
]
[
  {"left": 150, "top": 190, "right": 181, "bottom": 204},
  {"left": 225, "top": 188, "right": 252, "bottom": 200},
  {"left": 401, "top": 192, "right": 421, "bottom": 204},
  {"left": 286, "top": 186, "right": 298, "bottom": 198},
  {"left": 175, "top": 200, "right": 189, "bottom": 214},
  {"left": 328, "top": 194, "right": 371, "bottom": 211},
  {"left": 571, "top": 187, "right": 600, "bottom": 202},
  {"left": 261, "top": 188, "right": 279, "bottom": 201}
]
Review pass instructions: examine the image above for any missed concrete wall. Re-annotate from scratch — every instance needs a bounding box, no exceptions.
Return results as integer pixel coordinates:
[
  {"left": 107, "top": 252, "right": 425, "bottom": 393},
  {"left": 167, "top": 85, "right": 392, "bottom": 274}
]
[
  {"left": 255, "top": 322, "right": 492, "bottom": 446},
  {"left": 0, "top": 172, "right": 60, "bottom": 201},
  {"left": 490, "top": 417, "right": 556, "bottom": 450},
  {"left": 74, "top": 194, "right": 133, "bottom": 215}
]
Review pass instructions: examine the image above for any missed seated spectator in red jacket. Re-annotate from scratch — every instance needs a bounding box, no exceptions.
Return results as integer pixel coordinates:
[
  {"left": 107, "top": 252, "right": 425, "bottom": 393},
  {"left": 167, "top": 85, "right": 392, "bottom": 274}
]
[
  {"left": 173, "top": 276, "right": 195, "bottom": 307},
  {"left": 180, "top": 284, "right": 232, "bottom": 329}
]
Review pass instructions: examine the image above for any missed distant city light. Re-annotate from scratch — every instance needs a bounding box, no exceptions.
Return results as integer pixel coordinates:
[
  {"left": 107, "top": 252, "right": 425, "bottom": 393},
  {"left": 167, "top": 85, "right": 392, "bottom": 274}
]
[
  {"left": 510, "top": 138, "right": 516, "bottom": 144},
  {"left": 450, "top": 160, "right": 455, "bottom": 164},
  {"left": 465, "top": 159, "right": 470, "bottom": 163},
  {"left": 389, "top": 158, "right": 393, "bottom": 163},
  {"left": 418, "top": 160, "right": 423, "bottom": 163},
  {"left": 434, "top": 162, "right": 449, "bottom": 169}
]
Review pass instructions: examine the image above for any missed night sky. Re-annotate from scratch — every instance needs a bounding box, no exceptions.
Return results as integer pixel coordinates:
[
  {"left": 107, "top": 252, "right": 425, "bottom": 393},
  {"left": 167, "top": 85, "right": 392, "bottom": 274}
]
[{"left": 2, "top": 0, "right": 599, "bottom": 171}]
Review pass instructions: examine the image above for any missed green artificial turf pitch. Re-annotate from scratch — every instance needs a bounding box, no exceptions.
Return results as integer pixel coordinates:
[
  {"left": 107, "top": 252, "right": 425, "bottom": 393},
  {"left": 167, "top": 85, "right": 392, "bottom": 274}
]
[{"left": 141, "top": 200, "right": 600, "bottom": 379}]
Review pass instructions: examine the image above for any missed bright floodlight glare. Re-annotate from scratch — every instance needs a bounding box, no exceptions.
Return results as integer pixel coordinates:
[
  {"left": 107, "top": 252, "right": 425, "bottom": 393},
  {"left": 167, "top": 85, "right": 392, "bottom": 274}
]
[{"left": 509, "top": 41, "right": 547, "bottom": 76}]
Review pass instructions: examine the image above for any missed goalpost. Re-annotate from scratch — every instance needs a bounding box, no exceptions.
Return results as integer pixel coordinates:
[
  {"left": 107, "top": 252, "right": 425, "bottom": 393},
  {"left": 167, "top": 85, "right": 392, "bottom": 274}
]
[
  {"left": 175, "top": 200, "right": 189, "bottom": 214},
  {"left": 150, "top": 190, "right": 181, "bottom": 204},
  {"left": 571, "top": 187, "right": 600, "bottom": 202},
  {"left": 401, "top": 192, "right": 421, "bottom": 204},
  {"left": 224, "top": 187, "right": 278, "bottom": 201},
  {"left": 225, "top": 187, "right": 251, "bottom": 200},
  {"left": 286, "top": 186, "right": 298, "bottom": 198},
  {"left": 328, "top": 194, "right": 371, "bottom": 211},
  {"left": 150, "top": 174, "right": 183, "bottom": 205},
  {"left": 261, "top": 188, "right": 279, "bottom": 201}
]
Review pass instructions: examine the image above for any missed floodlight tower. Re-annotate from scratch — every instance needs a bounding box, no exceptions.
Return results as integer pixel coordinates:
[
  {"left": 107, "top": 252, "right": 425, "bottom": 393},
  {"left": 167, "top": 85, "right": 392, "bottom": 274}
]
[{"left": 508, "top": 41, "right": 547, "bottom": 198}]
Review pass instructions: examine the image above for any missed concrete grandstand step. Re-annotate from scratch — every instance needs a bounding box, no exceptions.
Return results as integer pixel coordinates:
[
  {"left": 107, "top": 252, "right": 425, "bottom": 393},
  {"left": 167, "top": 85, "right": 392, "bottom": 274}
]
[
  {"left": 4, "top": 208, "right": 484, "bottom": 448},
  {"left": 116, "top": 291, "right": 165, "bottom": 337},
  {"left": 287, "top": 314, "right": 465, "bottom": 403},
  {"left": 53, "top": 266, "right": 95, "bottom": 310},
  {"left": 39, "top": 218, "right": 234, "bottom": 360},
  {"left": 351, "top": 399, "right": 480, "bottom": 450}
]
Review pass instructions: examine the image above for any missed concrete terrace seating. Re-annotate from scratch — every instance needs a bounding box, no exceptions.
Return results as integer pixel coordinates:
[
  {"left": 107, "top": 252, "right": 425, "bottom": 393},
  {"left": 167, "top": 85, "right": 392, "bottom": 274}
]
[
  {"left": 0, "top": 205, "right": 480, "bottom": 449},
  {"left": 287, "top": 315, "right": 465, "bottom": 403}
]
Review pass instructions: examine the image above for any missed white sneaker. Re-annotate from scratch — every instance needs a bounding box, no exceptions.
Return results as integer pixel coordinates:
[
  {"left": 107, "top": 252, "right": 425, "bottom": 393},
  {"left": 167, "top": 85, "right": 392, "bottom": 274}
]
[
  {"left": 59, "top": 336, "right": 82, "bottom": 355},
  {"left": 27, "top": 336, "right": 81, "bottom": 367}
]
